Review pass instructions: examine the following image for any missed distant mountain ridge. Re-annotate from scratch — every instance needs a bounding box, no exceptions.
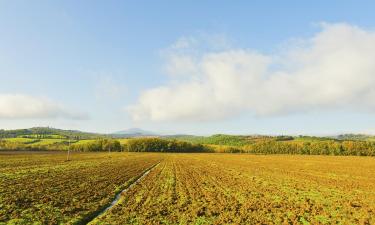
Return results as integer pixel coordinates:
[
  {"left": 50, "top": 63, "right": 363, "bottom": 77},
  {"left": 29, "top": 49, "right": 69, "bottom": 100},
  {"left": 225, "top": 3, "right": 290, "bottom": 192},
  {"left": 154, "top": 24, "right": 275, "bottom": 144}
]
[{"left": 111, "top": 128, "right": 157, "bottom": 137}]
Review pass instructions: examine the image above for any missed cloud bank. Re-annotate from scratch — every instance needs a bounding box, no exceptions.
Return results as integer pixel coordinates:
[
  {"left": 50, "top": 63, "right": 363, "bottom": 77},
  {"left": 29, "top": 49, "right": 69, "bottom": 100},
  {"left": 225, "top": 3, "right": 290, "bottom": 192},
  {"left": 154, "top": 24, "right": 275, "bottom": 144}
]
[
  {"left": 128, "top": 23, "right": 375, "bottom": 122},
  {"left": 0, "top": 94, "right": 87, "bottom": 120}
]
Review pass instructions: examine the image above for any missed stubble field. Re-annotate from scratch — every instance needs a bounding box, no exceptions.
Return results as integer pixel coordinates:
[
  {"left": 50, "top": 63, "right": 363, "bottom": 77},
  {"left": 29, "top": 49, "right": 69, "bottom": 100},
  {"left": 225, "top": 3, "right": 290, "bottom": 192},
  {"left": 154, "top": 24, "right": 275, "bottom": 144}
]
[{"left": 1, "top": 152, "right": 375, "bottom": 224}]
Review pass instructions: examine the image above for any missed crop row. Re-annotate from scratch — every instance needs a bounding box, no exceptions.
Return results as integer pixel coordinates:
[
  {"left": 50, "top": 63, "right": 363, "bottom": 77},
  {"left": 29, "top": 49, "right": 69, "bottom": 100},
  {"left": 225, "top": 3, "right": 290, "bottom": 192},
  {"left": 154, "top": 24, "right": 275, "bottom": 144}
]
[
  {"left": 0, "top": 152, "right": 163, "bottom": 224},
  {"left": 94, "top": 154, "right": 375, "bottom": 224}
]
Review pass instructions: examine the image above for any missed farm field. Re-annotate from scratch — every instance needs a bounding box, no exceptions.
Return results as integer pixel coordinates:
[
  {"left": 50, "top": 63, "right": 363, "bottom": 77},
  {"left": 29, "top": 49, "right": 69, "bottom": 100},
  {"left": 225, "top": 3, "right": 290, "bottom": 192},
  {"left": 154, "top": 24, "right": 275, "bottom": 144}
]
[
  {"left": 1, "top": 152, "right": 375, "bottom": 224},
  {"left": 0, "top": 151, "right": 163, "bottom": 224},
  {"left": 94, "top": 154, "right": 375, "bottom": 225}
]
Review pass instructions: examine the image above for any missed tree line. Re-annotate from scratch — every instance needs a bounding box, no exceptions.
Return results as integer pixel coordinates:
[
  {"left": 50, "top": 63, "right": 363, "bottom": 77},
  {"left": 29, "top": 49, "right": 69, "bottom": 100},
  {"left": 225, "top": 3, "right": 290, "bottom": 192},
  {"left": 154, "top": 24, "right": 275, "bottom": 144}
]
[
  {"left": 2, "top": 137, "right": 375, "bottom": 156},
  {"left": 0, "top": 138, "right": 209, "bottom": 153},
  {"left": 70, "top": 139, "right": 122, "bottom": 152},
  {"left": 0, "top": 127, "right": 105, "bottom": 139},
  {"left": 57, "top": 138, "right": 209, "bottom": 153},
  {"left": 124, "top": 138, "right": 208, "bottom": 152},
  {"left": 225, "top": 140, "right": 375, "bottom": 156}
]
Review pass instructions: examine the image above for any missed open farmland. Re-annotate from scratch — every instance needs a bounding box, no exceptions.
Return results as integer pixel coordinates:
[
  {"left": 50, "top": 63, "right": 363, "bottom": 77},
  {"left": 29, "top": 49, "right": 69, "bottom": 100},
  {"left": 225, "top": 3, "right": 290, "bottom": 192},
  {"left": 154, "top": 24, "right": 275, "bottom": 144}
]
[
  {"left": 0, "top": 151, "right": 163, "bottom": 224},
  {"left": 94, "top": 154, "right": 375, "bottom": 225},
  {"left": 1, "top": 152, "right": 375, "bottom": 224}
]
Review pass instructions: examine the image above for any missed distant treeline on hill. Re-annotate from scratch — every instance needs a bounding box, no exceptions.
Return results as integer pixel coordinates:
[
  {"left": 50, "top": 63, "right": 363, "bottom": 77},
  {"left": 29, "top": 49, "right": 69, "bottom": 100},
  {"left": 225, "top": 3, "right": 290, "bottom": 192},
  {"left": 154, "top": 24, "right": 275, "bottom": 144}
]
[
  {"left": 0, "top": 127, "right": 106, "bottom": 139},
  {"left": 70, "top": 139, "right": 121, "bottom": 152},
  {"left": 167, "top": 135, "right": 375, "bottom": 156},
  {"left": 1, "top": 130, "right": 375, "bottom": 155},
  {"left": 0, "top": 138, "right": 208, "bottom": 153},
  {"left": 70, "top": 138, "right": 207, "bottom": 153},
  {"left": 167, "top": 134, "right": 335, "bottom": 146},
  {"left": 243, "top": 140, "right": 375, "bottom": 156},
  {"left": 124, "top": 138, "right": 207, "bottom": 152}
]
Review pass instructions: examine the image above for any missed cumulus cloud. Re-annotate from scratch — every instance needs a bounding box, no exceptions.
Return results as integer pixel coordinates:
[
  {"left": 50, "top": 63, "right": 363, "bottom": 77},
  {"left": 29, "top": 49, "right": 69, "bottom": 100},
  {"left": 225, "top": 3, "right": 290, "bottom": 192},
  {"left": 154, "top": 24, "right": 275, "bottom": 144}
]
[
  {"left": 128, "top": 23, "right": 375, "bottom": 122},
  {"left": 0, "top": 94, "right": 88, "bottom": 119}
]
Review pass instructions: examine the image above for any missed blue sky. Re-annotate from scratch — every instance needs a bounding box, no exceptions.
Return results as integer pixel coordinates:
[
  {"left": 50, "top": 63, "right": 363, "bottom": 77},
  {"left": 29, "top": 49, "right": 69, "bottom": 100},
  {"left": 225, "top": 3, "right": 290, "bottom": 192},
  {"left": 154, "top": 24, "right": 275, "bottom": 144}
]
[{"left": 1, "top": 1, "right": 375, "bottom": 135}]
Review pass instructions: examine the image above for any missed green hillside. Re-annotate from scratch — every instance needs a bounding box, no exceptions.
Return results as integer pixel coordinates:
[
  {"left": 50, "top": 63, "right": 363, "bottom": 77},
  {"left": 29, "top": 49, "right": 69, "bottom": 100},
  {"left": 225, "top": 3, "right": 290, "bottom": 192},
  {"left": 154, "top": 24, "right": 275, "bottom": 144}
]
[{"left": 0, "top": 127, "right": 106, "bottom": 139}]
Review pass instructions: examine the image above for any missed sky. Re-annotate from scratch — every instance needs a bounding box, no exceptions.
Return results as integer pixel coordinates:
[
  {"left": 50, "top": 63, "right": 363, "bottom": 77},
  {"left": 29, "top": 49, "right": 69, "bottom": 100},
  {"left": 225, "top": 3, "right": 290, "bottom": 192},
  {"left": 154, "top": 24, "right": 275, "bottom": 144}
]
[{"left": 2, "top": 0, "right": 375, "bottom": 135}]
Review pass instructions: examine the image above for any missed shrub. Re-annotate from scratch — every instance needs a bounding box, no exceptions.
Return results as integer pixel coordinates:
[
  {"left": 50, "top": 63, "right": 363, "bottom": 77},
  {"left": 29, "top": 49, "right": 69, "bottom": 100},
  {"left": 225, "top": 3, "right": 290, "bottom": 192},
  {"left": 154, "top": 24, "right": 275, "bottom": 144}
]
[{"left": 124, "top": 138, "right": 209, "bottom": 153}]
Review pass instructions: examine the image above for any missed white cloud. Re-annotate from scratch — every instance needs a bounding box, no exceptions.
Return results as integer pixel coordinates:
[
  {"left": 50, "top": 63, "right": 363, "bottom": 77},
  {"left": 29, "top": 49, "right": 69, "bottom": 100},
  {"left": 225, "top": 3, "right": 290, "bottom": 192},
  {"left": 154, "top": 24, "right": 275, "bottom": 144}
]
[
  {"left": 129, "top": 23, "right": 375, "bottom": 122},
  {"left": 0, "top": 94, "right": 87, "bottom": 120}
]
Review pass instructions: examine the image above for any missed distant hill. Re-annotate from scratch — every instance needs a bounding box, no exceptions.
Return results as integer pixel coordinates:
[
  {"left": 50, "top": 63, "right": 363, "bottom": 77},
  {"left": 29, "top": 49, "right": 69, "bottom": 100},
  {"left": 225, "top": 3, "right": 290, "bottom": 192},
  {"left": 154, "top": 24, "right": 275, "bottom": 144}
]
[
  {"left": 165, "top": 134, "right": 357, "bottom": 146},
  {"left": 0, "top": 127, "right": 106, "bottom": 139},
  {"left": 165, "top": 134, "right": 253, "bottom": 146},
  {"left": 335, "top": 134, "right": 375, "bottom": 141},
  {"left": 111, "top": 128, "right": 157, "bottom": 137},
  {"left": 2, "top": 127, "right": 375, "bottom": 143}
]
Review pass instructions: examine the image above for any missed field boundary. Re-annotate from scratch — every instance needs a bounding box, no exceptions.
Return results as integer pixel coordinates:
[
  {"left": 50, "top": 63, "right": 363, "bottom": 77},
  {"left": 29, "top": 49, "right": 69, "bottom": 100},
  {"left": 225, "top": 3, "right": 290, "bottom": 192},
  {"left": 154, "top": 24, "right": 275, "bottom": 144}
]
[{"left": 76, "top": 161, "right": 161, "bottom": 225}]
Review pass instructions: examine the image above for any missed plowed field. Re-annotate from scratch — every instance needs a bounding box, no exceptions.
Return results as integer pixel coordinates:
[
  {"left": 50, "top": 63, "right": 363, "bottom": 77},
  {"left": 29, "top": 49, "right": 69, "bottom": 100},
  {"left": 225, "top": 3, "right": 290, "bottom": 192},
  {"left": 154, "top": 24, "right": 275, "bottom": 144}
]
[
  {"left": 1, "top": 152, "right": 375, "bottom": 224},
  {"left": 93, "top": 154, "right": 375, "bottom": 224}
]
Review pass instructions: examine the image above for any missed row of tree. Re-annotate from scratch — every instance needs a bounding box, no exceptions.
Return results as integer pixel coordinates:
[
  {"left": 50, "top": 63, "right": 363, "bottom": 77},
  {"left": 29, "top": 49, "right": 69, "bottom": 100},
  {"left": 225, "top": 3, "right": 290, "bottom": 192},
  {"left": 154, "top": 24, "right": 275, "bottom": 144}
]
[
  {"left": 0, "top": 138, "right": 208, "bottom": 153},
  {"left": 0, "top": 127, "right": 105, "bottom": 139},
  {"left": 169, "top": 134, "right": 249, "bottom": 146},
  {"left": 125, "top": 138, "right": 209, "bottom": 152},
  {"left": 239, "top": 140, "right": 375, "bottom": 156},
  {"left": 2, "top": 137, "right": 375, "bottom": 156},
  {"left": 70, "top": 139, "right": 122, "bottom": 152}
]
